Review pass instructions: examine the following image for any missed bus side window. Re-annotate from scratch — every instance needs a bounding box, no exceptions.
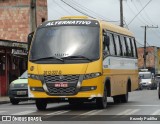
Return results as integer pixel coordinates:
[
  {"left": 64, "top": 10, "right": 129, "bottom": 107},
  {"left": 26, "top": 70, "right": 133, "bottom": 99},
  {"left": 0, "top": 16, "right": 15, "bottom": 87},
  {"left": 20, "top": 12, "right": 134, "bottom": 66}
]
[
  {"left": 114, "top": 34, "right": 122, "bottom": 56},
  {"left": 108, "top": 33, "right": 116, "bottom": 56},
  {"left": 125, "top": 37, "right": 132, "bottom": 57},
  {"left": 133, "top": 39, "right": 138, "bottom": 57},
  {"left": 130, "top": 38, "right": 136, "bottom": 57},
  {"left": 103, "top": 32, "right": 110, "bottom": 57},
  {"left": 120, "top": 36, "right": 127, "bottom": 56}
]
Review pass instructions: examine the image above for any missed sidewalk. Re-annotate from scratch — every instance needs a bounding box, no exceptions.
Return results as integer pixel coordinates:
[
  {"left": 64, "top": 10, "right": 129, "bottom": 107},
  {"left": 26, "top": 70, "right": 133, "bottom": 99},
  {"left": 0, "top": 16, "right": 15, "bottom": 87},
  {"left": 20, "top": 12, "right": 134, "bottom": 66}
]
[{"left": 0, "top": 96, "right": 10, "bottom": 104}]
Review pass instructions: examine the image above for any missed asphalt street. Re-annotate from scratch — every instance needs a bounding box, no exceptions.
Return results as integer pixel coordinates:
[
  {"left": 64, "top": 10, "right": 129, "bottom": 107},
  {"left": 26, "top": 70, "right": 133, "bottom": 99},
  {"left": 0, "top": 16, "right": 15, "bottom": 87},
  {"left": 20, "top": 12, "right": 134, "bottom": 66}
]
[{"left": 0, "top": 90, "right": 160, "bottom": 124}]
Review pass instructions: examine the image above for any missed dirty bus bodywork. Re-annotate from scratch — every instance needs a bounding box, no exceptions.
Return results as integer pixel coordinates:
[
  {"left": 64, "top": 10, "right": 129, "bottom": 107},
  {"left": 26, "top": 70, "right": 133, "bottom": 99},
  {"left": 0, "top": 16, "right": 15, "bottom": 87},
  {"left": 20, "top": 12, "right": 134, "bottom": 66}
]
[{"left": 28, "top": 16, "right": 138, "bottom": 110}]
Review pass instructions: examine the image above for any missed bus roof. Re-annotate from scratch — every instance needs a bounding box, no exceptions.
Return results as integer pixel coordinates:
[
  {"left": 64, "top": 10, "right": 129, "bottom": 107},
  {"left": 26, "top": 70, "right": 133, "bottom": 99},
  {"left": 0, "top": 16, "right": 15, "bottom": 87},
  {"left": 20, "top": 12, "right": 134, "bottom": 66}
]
[
  {"left": 44, "top": 16, "right": 134, "bottom": 37},
  {"left": 100, "top": 20, "right": 134, "bottom": 37}
]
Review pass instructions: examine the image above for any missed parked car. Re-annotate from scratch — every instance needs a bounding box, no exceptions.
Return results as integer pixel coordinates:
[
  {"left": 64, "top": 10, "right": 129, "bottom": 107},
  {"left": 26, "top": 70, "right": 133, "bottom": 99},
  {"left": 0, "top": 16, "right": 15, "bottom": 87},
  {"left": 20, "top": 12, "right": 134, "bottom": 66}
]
[
  {"left": 155, "top": 76, "right": 160, "bottom": 99},
  {"left": 9, "top": 71, "right": 28, "bottom": 105}
]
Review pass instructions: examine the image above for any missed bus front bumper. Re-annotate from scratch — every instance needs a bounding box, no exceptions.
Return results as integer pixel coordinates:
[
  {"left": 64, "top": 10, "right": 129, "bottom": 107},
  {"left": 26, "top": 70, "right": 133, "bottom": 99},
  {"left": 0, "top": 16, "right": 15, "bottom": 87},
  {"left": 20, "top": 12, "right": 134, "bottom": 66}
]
[{"left": 28, "top": 86, "right": 103, "bottom": 99}]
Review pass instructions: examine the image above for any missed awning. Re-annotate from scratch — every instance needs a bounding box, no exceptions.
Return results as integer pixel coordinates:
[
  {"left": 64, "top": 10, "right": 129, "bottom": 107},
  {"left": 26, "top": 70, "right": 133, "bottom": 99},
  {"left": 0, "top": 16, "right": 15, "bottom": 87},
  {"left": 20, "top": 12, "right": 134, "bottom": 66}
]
[{"left": 0, "top": 39, "right": 28, "bottom": 56}]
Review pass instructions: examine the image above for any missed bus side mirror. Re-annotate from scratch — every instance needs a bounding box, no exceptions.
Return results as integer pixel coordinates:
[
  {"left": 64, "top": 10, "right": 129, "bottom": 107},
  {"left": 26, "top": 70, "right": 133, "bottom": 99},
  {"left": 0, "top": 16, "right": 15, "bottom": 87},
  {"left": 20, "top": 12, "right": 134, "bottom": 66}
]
[{"left": 27, "top": 32, "right": 34, "bottom": 51}]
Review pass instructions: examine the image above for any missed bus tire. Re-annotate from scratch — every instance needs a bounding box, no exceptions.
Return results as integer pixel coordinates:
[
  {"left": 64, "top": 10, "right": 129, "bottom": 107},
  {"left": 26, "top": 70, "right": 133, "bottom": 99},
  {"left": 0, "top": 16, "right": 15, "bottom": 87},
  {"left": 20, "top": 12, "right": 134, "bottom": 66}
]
[
  {"left": 10, "top": 98, "right": 19, "bottom": 105},
  {"left": 120, "top": 92, "right": 128, "bottom": 103},
  {"left": 96, "top": 86, "right": 107, "bottom": 109},
  {"left": 120, "top": 82, "right": 129, "bottom": 103},
  {"left": 113, "top": 96, "right": 121, "bottom": 104},
  {"left": 36, "top": 99, "right": 47, "bottom": 111}
]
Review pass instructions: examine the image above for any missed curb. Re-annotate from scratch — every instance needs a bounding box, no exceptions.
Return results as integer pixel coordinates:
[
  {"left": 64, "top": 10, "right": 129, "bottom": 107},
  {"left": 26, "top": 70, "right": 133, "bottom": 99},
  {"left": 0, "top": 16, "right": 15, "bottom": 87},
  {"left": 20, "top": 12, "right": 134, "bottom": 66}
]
[{"left": 0, "top": 101, "right": 10, "bottom": 104}]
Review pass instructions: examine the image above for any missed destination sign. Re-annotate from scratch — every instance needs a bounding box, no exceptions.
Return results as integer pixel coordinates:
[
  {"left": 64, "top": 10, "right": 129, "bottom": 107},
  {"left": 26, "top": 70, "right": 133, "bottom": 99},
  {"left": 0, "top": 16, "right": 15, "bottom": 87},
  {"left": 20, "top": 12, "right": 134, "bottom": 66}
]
[{"left": 41, "top": 20, "right": 99, "bottom": 27}]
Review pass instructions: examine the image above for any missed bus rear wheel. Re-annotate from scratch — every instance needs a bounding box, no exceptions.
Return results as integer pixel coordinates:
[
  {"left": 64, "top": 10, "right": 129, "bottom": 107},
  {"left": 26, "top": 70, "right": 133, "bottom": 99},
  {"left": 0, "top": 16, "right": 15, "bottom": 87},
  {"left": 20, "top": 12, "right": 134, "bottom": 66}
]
[
  {"left": 96, "top": 86, "right": 107, "bottom": 109},
  {"left": 113, "top": 96, "right": 121, "bottom": 104},
  {"left": 120, "top": 92, "right": 128, "bottom": 103},
  {"left": 36, "top": 99, "right": 47, "bottom": 111}
]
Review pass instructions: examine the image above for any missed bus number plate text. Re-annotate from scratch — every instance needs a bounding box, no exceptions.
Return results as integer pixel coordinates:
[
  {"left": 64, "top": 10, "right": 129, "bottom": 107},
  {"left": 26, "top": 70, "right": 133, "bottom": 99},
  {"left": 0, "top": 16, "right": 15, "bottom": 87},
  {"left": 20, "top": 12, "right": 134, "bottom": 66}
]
[{"left": 54, "top": 83, "right": 68, "bottom": 87}]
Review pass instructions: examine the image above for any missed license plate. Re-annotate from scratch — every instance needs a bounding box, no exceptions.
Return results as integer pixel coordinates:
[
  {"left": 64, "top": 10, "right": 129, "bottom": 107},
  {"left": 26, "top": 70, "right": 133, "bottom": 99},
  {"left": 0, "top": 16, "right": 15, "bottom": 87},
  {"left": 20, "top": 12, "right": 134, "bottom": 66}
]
[
  {"left": 54, "top": 82, "right": 68, "bottom": 87},
  {"left": 17, "top": 91, "right": 27, "bottom": 95}
]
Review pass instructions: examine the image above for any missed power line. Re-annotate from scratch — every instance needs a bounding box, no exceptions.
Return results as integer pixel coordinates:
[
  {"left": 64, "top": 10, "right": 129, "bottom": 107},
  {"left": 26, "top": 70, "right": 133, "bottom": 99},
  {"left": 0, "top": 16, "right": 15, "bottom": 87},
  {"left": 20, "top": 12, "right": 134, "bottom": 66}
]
[
  {"left": 60, "top": 0, "right": 119, "bottom": 22},
  {"left": 127, "top": 0, "right": 152, "bottom": 26},
  {"left": 67, "top": 0, "right": 110, "bottom": 21},
  {"left": 141, "top": 25, "right": 158, "bottom": 68},
  {"left": 132, "top": 0, "right": 151, "bottom": 25},
  {"left": 60, "top": 0, "right": 96, "bottom": 19},
  {"left": 138, "top": 0, "right": 156, "bottom": 25},
  {"left": 54, "top": 0, "right": 73, "bottom": 15},
  {"left": 125, "top": 1, "right": 147, "bottom": 26}
]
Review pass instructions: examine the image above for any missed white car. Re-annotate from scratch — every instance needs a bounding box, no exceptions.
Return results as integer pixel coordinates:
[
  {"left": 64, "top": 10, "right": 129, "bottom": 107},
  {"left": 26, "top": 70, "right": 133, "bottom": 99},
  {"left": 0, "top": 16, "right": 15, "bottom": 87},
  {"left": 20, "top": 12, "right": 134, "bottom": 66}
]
[{"left": 9, "top": 71, "right": 28, "bottom": 105}]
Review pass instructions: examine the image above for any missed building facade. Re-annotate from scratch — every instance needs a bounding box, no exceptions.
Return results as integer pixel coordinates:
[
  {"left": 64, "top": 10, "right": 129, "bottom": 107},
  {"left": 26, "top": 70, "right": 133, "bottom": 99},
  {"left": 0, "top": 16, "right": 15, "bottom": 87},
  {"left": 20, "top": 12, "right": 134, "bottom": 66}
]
[
  {"left": 137, "top": 46, "right": 160, "bottom": 75},
  {"left": 0, "top": 0, "right": 47, "bottom": 42},
  {"left": 0, "top": 0, "right": 47, "bottom": 96}
]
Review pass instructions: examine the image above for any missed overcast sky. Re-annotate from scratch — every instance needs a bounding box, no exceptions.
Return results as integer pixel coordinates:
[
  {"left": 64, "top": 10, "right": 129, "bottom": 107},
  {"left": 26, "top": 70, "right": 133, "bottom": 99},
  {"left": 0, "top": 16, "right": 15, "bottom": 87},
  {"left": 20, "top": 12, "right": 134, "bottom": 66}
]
[{"left": 47, "top": 0, "right": 160, "bottom": 47}]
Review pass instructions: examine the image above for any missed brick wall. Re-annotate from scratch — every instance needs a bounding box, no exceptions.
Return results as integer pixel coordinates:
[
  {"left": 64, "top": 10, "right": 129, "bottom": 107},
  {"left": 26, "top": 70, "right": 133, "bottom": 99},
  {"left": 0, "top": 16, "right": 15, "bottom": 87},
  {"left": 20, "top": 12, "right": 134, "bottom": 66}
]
[
  {"left": 36, "top": 0, "right": 47, "bottom": 26},
  {"left": 138, "top": 47, "right": 156, "bottom": 68},
  {"left": 0, "top": 0, "right": 47, "bottom": 42}
]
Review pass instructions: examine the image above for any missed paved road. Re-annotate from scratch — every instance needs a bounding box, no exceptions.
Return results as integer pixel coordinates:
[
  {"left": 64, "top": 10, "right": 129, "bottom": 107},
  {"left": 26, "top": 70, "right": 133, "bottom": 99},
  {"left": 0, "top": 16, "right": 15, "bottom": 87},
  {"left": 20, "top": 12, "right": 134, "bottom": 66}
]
[{"left": 0, "top": 90, "right": 160, "bottom": 123}]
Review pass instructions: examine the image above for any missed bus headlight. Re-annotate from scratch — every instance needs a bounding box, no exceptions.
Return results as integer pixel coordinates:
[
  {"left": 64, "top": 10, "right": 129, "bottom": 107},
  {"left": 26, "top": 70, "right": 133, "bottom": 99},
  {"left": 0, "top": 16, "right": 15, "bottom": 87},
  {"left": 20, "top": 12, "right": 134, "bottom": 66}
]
[
  {"left": 83, "top": 72, "right": 101, "bottom": 80},
  {"left": 28, "top": 74, "right": 43, "bottom": 80}
]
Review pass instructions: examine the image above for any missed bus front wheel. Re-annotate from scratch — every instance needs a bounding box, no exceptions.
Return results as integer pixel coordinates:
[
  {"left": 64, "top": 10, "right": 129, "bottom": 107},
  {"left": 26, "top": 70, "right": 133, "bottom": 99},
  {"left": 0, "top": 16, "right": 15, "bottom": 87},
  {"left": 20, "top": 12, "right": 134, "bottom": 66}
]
[
  {"left": 96, "top": 86, "right": 107, "bottom": 109},
  {"left": 36, "top": 99, "right": 47, "bottom": 111}
]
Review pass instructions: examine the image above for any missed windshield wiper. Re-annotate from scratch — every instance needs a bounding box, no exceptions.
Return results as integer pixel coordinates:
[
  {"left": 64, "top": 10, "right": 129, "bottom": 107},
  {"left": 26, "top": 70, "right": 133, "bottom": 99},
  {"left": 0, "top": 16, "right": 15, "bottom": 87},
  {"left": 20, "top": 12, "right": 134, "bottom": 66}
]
[
  {"left": 30, "top": 56, "right": 64, "bottom": 62},
  {"left": 62, "top": 55, "right": 92, "bottom": 62}
]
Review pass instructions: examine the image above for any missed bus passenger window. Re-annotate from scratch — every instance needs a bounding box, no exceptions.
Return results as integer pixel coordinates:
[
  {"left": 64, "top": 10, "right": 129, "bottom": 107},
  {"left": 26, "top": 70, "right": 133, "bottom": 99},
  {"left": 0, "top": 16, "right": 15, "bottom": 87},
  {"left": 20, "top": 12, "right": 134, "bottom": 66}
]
[
  {"left": 125, "top": 37, "right": 132, "bottom": 57},
  {"left": 120, "top": 36, "right": 127, "bottom": 56},
  {"left": 131, "top": 38, "right": 137, "bottom": 57},
  {"left": 103, "top": 35, "right": 110, "bottom": 57},
  {"left": 108, "top": 33, "right": 116, "bottom": 56},
  {"left": 114, "top": 34, "right": 122, "bottom": 56},
  {"left": 130, "top": 38, "right": 134, "bottom": 57}
]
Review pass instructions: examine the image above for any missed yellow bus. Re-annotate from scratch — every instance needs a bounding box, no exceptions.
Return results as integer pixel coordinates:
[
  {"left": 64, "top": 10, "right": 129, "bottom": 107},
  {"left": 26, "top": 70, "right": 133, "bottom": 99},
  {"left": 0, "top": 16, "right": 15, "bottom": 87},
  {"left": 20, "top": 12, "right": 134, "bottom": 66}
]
[{"left": 28, "top": 16, "right": 138, "bottom": 110}]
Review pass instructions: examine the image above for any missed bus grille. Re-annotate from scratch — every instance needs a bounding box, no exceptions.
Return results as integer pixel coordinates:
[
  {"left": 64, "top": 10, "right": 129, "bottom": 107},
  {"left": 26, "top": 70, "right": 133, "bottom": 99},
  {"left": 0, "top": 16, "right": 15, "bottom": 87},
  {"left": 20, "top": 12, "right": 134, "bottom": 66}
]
[
  {"left": 44, "top": 75, "right": 79, "bottom": 82},
  {"left": 44, "top": 75, "right": 79, "bottom": 95},
  {"left": 47, "top": 87, "right": 76, "bottom": 94}
]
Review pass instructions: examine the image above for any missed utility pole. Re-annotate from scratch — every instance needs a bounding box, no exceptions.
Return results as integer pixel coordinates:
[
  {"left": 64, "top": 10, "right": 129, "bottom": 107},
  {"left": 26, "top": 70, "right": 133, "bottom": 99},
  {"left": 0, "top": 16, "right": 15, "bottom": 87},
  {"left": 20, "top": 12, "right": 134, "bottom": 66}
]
[
  {"left": 30, "top": 0, "right": 37, "bottom": 32},
  {"left": 141, "top": 25, "right": 158, "bottom": 69},
  {"left": 120, "top": 0, "right": 123, "bottom": 27}
]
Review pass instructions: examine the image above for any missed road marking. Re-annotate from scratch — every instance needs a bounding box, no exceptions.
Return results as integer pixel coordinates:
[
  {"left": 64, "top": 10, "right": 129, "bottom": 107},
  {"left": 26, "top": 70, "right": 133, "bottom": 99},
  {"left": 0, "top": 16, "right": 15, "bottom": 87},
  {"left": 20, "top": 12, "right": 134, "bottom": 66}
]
[
  {"left": 11, "top": 110, "right": 36, "bottom": 115},
  {"left": 46, "top": 110, "right": 70, "bottom": 115},
  {"left": 117, "top": 109, "right": 132, "bottom": 115},
  {"left": 80, "top": 110, "right": 103, "bottom": 115},
  {"left": 71, "top": 110, "right": 104, "bottom": 119},
  {"left": 151, "top": 109, "right": 160, "bottom": 115},
  {"left": 117, "top": 109, "right": 139, "bottom": 115},
  {"left": 126, "top": 109, "right": 139, "bottom": 115},
  {"left": 0, "top": 107, "right": 35, "bottom": 110},
  {"left": 118, "top": 105, "right": 160, "bottom": 107}
]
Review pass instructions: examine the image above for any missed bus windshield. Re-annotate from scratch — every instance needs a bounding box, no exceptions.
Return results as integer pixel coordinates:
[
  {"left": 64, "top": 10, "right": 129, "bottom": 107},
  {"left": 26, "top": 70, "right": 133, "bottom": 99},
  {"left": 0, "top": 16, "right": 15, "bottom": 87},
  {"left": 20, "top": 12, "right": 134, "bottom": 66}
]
[
  {"left": 139, "top": 73, "right": 151, "bottom": 79},
  {"left": 29, "top": 26, "right": 99, "bottom": 63}
]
